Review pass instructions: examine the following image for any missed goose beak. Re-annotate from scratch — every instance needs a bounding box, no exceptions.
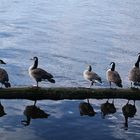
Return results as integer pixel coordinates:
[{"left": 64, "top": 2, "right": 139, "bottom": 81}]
[
  {"left": 30, "top": 58, "right": 34, "bottom": 60},
  {"left": 110, "top": 62, "right": 115, "bottom": 65}
]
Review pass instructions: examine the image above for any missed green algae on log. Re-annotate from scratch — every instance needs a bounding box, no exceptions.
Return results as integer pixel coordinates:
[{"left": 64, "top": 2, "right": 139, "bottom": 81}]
[{"left": 0, "top": 87, "right": 139, "bottom": 100}]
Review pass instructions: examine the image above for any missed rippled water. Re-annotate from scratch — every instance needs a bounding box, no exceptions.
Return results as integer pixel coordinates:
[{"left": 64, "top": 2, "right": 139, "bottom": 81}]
[{"left": 0, "top": 0, "right": 140, "bottom": 140}]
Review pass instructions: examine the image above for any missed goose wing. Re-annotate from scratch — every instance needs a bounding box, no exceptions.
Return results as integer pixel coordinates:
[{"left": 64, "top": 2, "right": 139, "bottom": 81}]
[
  {"left": 112, "top": 71, "right": 122, "bottom": 84},
  {"left": 31, "top": 68, "right": 53, "bottom": 79},
  {"left": 129, "top": 67, "right": 140, "bottom": 82},
  {"left": 84, "top": 70, "right": 101, "bottom": 82},
  {"left": 0, "top": 68, "right": 9, "bottom": 82}
]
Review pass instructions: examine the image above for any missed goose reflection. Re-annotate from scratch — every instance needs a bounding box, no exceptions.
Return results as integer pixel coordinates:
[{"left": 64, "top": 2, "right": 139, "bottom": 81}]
[
  {"left": 122, "top": 100, "right": 137, "bottom": 130},
  {"left": 21, "top": 101, "right": 50, "bottom": 126},
  {"left": 79, "top": 99, "right": 96, "bottom": 116},
  {"left": 0, "top": 101, "right": 6, "bottom": 117},
  {"left": 101, "top": 99, "right": 116, "bottom": 119}
]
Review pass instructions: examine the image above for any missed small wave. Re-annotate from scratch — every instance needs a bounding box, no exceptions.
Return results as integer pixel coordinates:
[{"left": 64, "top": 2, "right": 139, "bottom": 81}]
[{"left": 0, "top": 32, "right": 13, "bottom": 38}]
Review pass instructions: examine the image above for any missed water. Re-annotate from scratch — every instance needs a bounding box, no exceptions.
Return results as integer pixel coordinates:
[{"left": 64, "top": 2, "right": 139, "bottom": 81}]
[{"left": 0, "top": 0, "right": 140, "bottom": 139}]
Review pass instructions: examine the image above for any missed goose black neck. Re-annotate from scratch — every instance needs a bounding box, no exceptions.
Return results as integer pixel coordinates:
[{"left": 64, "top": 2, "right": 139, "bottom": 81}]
[
  {"left": 111, "top": 62, "right": 115, "bottom": 71},
  {"left": 32, "top": 58, "right": 38, "bottom": 69},
  {"left": 88, "top": 66, "right": 92, "bottom": 72},
  {"left": 135, "top": 55, "right": 140, "bottom": 68}
]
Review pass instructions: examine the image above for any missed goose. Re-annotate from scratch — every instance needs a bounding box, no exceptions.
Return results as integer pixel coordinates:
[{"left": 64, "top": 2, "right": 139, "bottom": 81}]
[
  {"left": 129, "top": 54, "right": 140, "bottom": 87},
  {"left": 0, "top": 59, "right": 11, "bottom": 88},
  {"left": 83, "top": 65, "right": 102, "bottom": 88},
  {"left": 106, "top": 62, "right": 122, "bottom": 88},
  {"left": 29, "top": 56, "right": 55, "bottom": 87}
]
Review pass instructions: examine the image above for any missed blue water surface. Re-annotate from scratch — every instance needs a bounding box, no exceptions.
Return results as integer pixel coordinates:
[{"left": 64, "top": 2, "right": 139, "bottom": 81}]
[{"left": 0, "top": 0, "right": 140, "bottom": 140}]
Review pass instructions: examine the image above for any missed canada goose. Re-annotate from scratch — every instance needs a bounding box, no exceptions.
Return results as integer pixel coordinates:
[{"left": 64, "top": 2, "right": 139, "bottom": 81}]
[
  {"left": 0, "top": 59, "right": 11, "bottom": 88},
  {"left": 122, "top": 100, "right": 137, "bottom": 130},
  {"left": 83, "top": 65, "right": 102, "bottom": 88},
  {"left": 129, "top": 54, "right": 140, "bottom": 87},
  {"left": 106, "top": 62, "right": 122, "bottom": 88},
  {"left": 21, "top": 101, "right": 50, "bottom": 126},
  {"left": 29, "top": 56, "right": 55, "bottom": 87}
]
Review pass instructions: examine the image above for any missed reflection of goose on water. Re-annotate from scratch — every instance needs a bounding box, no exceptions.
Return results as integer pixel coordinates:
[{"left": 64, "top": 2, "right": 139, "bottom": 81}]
[
  {"left": 106, "top": 62, "right": 122, "bottom": 88},
  {"left": 29, "top": 56, "right": 55, "bottom": 87},
  {"left": 21, "top": 101, "right": 50, "bottom": 126},
  {"left": 0, "top": 101, "right": 6, "bottom": 117},
  {"left": 129, "top": 53, "right": 140, "bottom": 87},
  {"left": 83, "top": 65, "right": 102, "bottom": 88},
  {"left": 101, "top": 99, "right": 116, "bottom": 119},
  {"left": 0, "top": 59, "right": 11, "bottom": 88},
  {"left": 79, "top": 99, "right": 96, "bottom": 116},
  {"left": 122, "top": 100, "right": 137, "bottom": 130}
]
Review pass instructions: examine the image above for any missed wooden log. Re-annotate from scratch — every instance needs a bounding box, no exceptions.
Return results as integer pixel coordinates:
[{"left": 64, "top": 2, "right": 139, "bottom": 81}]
[{"left": 0, "top": 87, "right": 139, "bottom": 100}]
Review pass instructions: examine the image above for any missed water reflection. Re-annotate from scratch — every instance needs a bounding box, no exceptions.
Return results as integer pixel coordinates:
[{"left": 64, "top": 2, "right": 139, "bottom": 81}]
[
  {"left": 79, "top": 99, "right": 96, "bottom": 116},
  {"left": 122, "top": 100, "right": 137, "bottom": 130},
  {"left": 0, "top": 101, "right": 6, "bottom": 117},
  {"left": 21, "top": 101, "right": 50, "bottom": 126},
  {"left": 101, "top": 99, "right": 116, "bottom": 119}
]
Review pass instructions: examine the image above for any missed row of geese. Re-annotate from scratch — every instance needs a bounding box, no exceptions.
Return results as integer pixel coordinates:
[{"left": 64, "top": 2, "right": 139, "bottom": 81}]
[{"left": 0, "top": 54, "right": 140, "bottom": 88}]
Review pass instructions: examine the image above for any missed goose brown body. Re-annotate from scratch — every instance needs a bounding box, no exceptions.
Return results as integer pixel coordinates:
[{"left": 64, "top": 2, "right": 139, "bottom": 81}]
[
  {"left": 0, "top": 60, "right": 11, "bottom": 88},
  {"left": 29, "top": 57, "right": 55, "bottom": 87},
  {"left": 129, "top": 54, "right": 140, "bottom": 87},
  {"left": 83, "top": 65, "right": 102, "bottom": 88},
  {"left": 106, "top": 62, "right": 122, "bottom": 88}
]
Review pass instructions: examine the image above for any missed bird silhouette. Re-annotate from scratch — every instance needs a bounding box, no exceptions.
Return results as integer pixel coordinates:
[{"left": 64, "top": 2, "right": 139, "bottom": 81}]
[
  {"left": 122, "top": 100, "right": 137, "bottom": 130},
  {"left": 79, "top": 99, "right": 96, "bottom": 116},
  {"left": 21, "top": 101, "right": 50, "bottom": 126},
  {"left": 101, "top": 99, "right": 116, "bottom": 119}
]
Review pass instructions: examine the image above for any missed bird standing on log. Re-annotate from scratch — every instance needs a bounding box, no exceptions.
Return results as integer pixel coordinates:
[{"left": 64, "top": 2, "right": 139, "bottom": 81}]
[
  {"left": 83, "top": 65, "right": 102, "bottom": 88},
  {"left": 129, "top": 53, "right": 140, "bottom": 87},
  {"left": 0, "top": 59, "right": 11, "bottom": 88},
  {"left": 29, "top": 56, "right": 55, "bottom": 87},
  {"left": 106, "top": 62, "right": 122, "bottom": 88}
]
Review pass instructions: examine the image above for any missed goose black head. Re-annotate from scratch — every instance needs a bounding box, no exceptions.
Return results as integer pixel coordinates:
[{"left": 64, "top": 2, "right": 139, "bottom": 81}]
[
  {"left": 30, "top": 56, "right": 38, "bottom": 69},
  {"left": 88, "top": 65, "right": 92, "bottom": 72},
  {"left": 138, "top": 53, "right": 140, "bottom": 62},
  {"left": 135, "top": 53, "right": 140, "bottom": 68},
  {"left": 110, "top": 62, "right": 115, "bottom": 71},
  {"left": 0, "top": 60, "right": 6, "bottom": 64},
  {"left": 30, "top": 56, "right": 38, "bottom": 61}
]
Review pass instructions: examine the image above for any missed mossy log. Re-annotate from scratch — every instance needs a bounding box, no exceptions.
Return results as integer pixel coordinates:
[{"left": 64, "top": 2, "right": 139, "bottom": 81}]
[{"left": 0, "top": 87, "right": 140, "bottom": 101}]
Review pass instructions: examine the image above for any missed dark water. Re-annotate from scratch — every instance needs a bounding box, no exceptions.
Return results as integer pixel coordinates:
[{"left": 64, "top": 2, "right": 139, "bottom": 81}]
[{"left": 0, "top": 0, "right": 140, "bottom": 139}]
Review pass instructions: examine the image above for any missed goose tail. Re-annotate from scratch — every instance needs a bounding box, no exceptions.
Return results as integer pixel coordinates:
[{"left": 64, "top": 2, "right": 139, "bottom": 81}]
[
  {"left": 4, "top": 82, "right": 11, "bottom": 88},
  {"left": 134, "top": 82, "right": 140, "bottom": 86},
  {"left": 116, "top": 83, "right": 123, "bottom": 88},
  {"left": 47, "top": 78, "right": 55, "bottom": 83}
]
